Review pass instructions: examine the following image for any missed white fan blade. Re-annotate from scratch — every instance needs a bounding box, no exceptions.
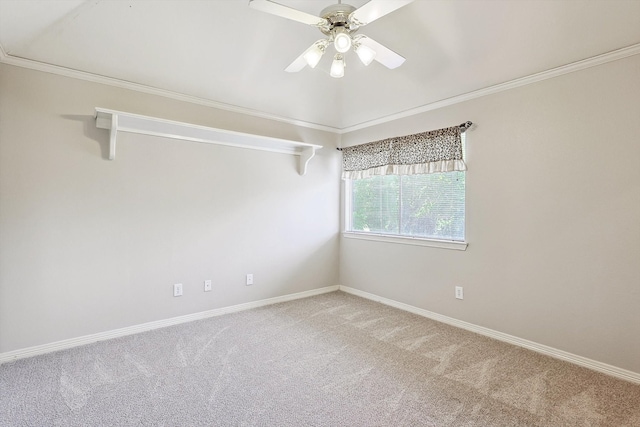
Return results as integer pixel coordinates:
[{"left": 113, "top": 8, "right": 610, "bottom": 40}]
[
  {"left": 284, "top": 40, "right": 324, "bottom": 72},
  {"left": 249, "top": 0, "right": 328, "bottom": 27},
  {"left": 285, "top": 52, "right": 308, "bottom": 73},
  {"left": 350, "top": 0, "right": 414, "bottom": 26},
  {"left": 358, "top": 36, "right": 406, "bottom": 69}
]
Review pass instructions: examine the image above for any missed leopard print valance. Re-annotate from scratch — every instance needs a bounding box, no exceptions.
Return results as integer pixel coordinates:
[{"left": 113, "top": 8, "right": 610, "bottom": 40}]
[{"left": 341, "top": 125, "right": 467, "bottom": 179}]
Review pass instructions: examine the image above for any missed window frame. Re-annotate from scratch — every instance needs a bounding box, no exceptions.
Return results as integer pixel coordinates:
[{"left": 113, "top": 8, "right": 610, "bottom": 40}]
[{"left": 342, "top": 176, "right": 468, "bottom": 251}]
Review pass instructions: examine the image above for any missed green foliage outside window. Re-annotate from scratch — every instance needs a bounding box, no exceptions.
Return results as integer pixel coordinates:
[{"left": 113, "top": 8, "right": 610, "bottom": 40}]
[{"left": 349, "top": 172, "right": 465, "bottom": 241}]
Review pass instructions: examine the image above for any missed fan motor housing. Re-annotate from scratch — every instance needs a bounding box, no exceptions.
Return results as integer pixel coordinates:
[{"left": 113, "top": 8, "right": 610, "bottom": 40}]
[{"left": 320, "top": 3, "right": 358, "bottom": 34}]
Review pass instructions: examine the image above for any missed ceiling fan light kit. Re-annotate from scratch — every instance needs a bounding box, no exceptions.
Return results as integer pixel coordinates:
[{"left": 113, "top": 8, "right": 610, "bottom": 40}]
[
  {"left": 333, "top": 27, "right": 352, "bottom": 53},
  {"left": 303, "top": 41, "right": 328, "bottom": 68},
  {"left": 249, "top": 0, "right": 414, "bottom": 78},
  {"left": 330, "top": 53, "right": 346, "bottom": 78},
  {"left": 354, "top": 38, "right": 376, "bottom": 66}
]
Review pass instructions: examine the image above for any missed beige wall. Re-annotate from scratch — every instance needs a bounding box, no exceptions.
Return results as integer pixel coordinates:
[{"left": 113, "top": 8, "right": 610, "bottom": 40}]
[
  {"left": 340, "top": 55, "right": 640, "bottom": 373},
  {"left": 2, "top": 54, "right": 639, "bottom": 375},
  {"left": 0, "top": 63, "right": 341, "bottom": 352}
]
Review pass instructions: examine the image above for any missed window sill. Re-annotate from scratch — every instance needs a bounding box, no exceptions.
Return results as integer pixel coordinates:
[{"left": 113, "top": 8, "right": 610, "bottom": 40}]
[{"left": 342, "top": 232, "right": 468, "bottom": 251}]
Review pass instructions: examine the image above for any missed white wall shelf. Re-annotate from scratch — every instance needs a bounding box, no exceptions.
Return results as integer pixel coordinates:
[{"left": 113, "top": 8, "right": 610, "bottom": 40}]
[{"left": 94, "top": 108, "right": 322, "bottom": 175}]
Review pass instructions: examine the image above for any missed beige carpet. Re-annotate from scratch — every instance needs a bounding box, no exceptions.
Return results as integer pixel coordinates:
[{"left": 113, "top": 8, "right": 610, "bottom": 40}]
[{"left": 1, "top": 291, "right": 639, "bottom": 426}]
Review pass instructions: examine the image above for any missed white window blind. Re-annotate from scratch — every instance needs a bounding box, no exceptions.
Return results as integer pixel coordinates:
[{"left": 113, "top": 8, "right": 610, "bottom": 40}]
[{"left": 346, "top": 171, "right": 465, "bottom": 241}]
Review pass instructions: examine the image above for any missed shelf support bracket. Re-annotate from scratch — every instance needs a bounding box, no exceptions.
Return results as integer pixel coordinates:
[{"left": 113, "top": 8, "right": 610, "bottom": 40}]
[
  {"left": 299, "top": 146, "right": 316, "bottom": 176},
  {"left": 109, "top": 113, "right": 118, "bottom": 160}
]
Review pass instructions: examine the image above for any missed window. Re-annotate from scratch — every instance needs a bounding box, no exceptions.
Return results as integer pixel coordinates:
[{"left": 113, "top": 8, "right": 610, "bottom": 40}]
[
  {"left": 342, "top": 124, "right": 468, "bottom": 246},
  {"left": 345, "top": 171, "right": 465, "bottom": 241}
]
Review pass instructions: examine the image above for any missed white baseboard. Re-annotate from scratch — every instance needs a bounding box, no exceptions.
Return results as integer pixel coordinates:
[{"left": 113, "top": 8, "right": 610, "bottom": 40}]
[
  {"left": 0, "top": 285, "right": 339, "bottom": 364},
  {"left": 6, "top": 284, "right": 638, "bottom": 385},
  {"left": 339, "top": 285, "right": 640, "bottom": 385}
]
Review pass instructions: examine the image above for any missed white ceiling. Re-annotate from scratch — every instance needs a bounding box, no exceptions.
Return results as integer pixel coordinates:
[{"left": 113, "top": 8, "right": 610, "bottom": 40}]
[{"left": 1, "top": 0, "right": 639, "bottom": 131}]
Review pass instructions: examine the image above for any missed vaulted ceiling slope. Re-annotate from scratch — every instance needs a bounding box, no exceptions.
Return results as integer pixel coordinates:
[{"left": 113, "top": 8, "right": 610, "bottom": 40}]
[{"left": 1, "top": 0, "right": 639, "bottom": 131}]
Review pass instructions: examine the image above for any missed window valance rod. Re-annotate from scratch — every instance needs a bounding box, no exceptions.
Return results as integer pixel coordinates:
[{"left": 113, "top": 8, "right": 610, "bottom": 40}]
[{"left": 336, "top": 121, "right": 473, "bottom": 151}]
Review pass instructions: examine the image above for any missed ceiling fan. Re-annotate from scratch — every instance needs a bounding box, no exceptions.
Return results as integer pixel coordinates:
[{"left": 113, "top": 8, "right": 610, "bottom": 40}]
[{"left": 249, "top": 0, "right": 414, "bottom": 78}]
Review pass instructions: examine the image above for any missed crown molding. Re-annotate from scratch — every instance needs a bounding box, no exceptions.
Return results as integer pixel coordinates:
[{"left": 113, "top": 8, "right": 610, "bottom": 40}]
[
  {"left": 2, "top": 42, "right": 639, "bottom": 134},
  {"left": 338, "top": 43, "right": 640, "bottom": 134},
  {"left": 0, "top": 45, "right": 341, "bottom": 134}
]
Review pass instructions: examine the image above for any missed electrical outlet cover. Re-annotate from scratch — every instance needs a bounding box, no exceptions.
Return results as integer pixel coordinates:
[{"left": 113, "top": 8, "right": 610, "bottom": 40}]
[
  {"left": 173, "top": 283, "right": 183, "bottom": 297},
  {"left": 204, "top": 280, "right": 212, "bottom": 292}
]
